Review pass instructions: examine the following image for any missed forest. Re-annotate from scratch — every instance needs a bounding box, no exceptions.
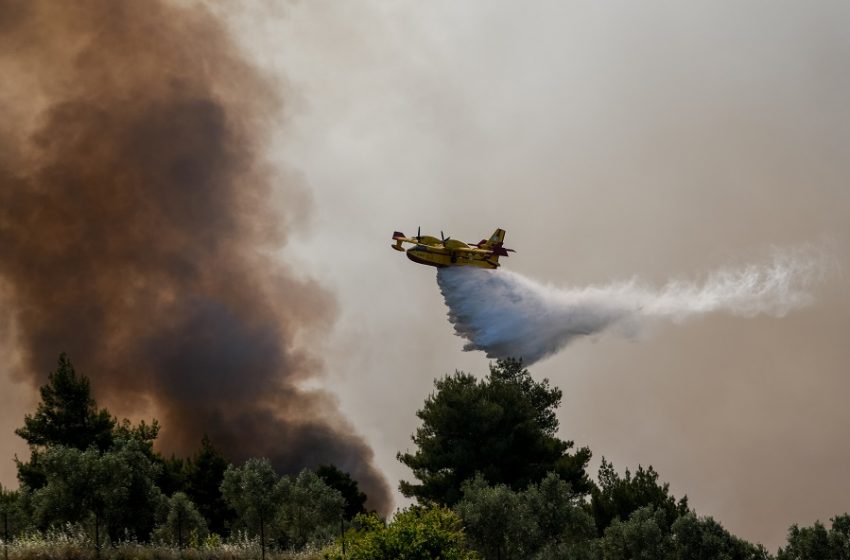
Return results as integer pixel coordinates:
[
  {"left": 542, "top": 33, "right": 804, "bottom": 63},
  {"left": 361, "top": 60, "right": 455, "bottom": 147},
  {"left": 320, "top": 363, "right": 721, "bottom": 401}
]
[{"left": 0, "top": 353, "right": 847, "bottom": 560}]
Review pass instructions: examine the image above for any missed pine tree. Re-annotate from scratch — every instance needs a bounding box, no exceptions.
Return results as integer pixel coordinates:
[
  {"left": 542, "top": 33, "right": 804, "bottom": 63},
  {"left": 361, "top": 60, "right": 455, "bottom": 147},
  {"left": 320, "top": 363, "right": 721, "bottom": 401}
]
[
  {"left": 185, "top": 435, "right": 233, "bottom": 536},
  {"left": 316, "top": 464, "right": 367, "bottom": 520},
  {"left": 15, "top": 353, "right": 115, "bottom": 488},
  {"left": 398, "top": 358, "right": 592, "bottom": 506}
]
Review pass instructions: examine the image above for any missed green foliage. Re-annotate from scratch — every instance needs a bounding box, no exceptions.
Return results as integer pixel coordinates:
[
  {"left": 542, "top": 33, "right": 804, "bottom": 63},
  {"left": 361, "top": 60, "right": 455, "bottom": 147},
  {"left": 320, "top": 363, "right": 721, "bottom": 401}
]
[
  {"left": 14, "top": 452, "right": 46, "bottom": 492},
  {"left": 152, "top": 492, "right": 208, "bottom": 547},
  {"left": 112, "top": 418, "right": 160, "bottom": 453},
  {"left": 777, "top": 514, "right": 850, "bottom": 560},
  {"left": 398, "top": 358, "right": 592, "bottom": 506},
  {"left": 277, "top": 469, "right": 344, "bottom": 549},
  {"left": 221, "top": 458, "right": 283, "bottom": 555},
  {"left": 15, "top": 354, "right": 115, "bottom": 452},
  {"left": 149, "top": 435, "right": 234, "bottom": 538},
  {"left": 15, "top": 354, "right": 116, "bottom": 489},
  {"left": 590, "top": 458, "right": 689, "bottom": 535},
  {"left": 454, "top": 476, "right": 535, "bottom": 560},
  {"left": 455, "top": 473, "right": 595, "bottom": 560},
  {"left": 106, "top": 436, "right": 165, "bottom": 540},
  {"left": 316, "top": 464, "right": 367, "bottom": 520},
  {"left": 671, "top": 513, "right": 771, "bottom": 560},
  {"left": 324, "top": 507, "right": 479, "bottom": 560},
  {"left": 155, "top": 454, "right": 188, "bottom": 498},
  {"left": 1, "top": 525, "right": 324, "bottom": 559},
  {"left": 31, "top": 437, "right": 163, "bottom": 546},
  {"left": 596, "top": 507, "right": 771, "bottom": 560},
  {"left": 598, "top": 506, "right": 672, "bottom": 560},
  {"left": 1, "top": 485, "right": 32, "bottom": 540},
  {"left": 32, "top": 445, "right": 128, "bottom": 546},
  {"left": 184, "top": 436, "right": 234, "bottom": 537},
  {"left": 524, "top": 473, "right": 597, "bottom": 557}
]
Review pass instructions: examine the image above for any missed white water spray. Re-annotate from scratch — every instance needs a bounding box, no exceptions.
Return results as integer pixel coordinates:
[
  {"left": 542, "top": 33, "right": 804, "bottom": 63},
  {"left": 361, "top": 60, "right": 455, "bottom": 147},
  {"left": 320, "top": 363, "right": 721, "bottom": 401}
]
[{"left": 437, "top": 247, "right": 829, "bottom": 365}]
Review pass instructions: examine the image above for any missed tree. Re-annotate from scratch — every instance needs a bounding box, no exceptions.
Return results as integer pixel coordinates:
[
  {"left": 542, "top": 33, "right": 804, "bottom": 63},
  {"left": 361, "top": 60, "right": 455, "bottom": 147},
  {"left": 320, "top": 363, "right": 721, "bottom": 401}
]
[
  {"left": 324, "top": 507, "right": 479, "bottom": 560},
  {"left": 103, "top": 436, "right": 164, "bottom": 541},
  {"left": 596, "top": 507, "right": 770, "bottom": 560},
  {"left": 398, "top": 358, "right": 592, "bottom": 506},
  {"left": 16, "top": 353, "right": 114, "bottom": 452},
  {"left": 32, "top": 445, "right": 130, "bottom": 549},
  {"left": 15, "top": 354, "right": 115, "bottom": 489},
  {"left": 153, "top": 492, "right": 208, "bottom": 548},
  {"left": 220, "top": 458, "right": 282, "bottom": 560},
  {"left": 778, "top": 515, "right": 850, "bottom": 560},
  {"left": 828, "top": 515, "right": 850, "bottom": 559},
  {"left": 597, "top": 506, "right": 672, "bottom": 560},
  {"left": 317, "top": 464, "right": 368, "bottom": 520},
  {"left": 523, "top": 473, "right": 596, "bottom": 557},
  {"left": 31, "top": 437, "right": 163, "bottom": 547},
  {"left": 671, "top": 513, "right": 770, "bottom": 560},
  {"left": 590, "top": 459, "right": 689, "bottom": 535},
  {"left": 455, "top": 473, "right": 595, "bottom": 560},
  {"left": 184, "top": 435, "right": 233, "bottom": 537},
  {"left": 156, "top": 454, "right": 188, "bottom": 499},
  {"left": 0, "top": 485, "right": 31, "bottom": 551},
  {"left": 455, "top": 476, "right": 536, "bottom": 560},
  {"left": 277, "top": 469, "right": 344, "bottom": 549}
]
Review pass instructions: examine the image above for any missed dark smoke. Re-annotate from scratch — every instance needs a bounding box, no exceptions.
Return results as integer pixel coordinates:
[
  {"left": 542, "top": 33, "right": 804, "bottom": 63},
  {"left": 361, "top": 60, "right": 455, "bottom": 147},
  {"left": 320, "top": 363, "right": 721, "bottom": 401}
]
[{"left": 0, "top": 0, "right": 391, "bottom": 512}]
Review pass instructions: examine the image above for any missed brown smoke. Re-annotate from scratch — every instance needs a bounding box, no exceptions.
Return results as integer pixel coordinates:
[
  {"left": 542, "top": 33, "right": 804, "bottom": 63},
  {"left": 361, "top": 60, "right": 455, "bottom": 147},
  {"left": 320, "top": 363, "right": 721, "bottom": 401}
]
[{"left": 0, "top": 0, "right": 391, "bottom": 512}]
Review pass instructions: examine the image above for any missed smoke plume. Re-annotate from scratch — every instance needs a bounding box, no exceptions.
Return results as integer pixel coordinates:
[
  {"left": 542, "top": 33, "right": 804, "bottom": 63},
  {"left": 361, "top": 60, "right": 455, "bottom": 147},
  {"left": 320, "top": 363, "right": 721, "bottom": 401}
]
[
  {"left": 0, "top": 0, "right": 390, "bottom": 511},
  {"left": 438, "top": 248, "right": 828, "bottom": 365}
]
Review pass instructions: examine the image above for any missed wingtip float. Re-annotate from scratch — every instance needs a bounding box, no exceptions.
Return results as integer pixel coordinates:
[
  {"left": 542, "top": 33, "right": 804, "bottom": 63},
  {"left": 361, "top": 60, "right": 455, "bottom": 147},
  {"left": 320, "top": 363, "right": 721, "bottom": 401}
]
[{"left": 391, "top": 227, "right": 515, "bottom": 269}]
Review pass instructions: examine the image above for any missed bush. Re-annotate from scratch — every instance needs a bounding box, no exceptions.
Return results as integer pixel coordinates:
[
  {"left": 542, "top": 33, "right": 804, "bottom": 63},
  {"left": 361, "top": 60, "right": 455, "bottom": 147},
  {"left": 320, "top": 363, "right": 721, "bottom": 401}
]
[{"left": 324, "top": 506, "right": 479, "bottom": 560}]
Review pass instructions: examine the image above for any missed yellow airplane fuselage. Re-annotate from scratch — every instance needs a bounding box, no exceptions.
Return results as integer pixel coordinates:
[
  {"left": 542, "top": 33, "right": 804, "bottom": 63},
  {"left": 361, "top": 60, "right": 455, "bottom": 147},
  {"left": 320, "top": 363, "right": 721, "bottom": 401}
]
[{"left": 397, "top": 244, "right": 499, "bottom": 269}]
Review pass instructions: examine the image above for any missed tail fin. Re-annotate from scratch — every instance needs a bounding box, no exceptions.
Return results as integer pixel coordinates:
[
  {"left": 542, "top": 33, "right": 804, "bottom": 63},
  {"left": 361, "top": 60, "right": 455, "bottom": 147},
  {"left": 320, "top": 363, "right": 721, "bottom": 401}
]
[
  {"left": 487, "top": 228, "right": 505, "bottom": 246},
  {"left": 478, "top": 228, "right": 505, "bottom": 248},
  {"left": 391, "top": 231, "right": 406, "bottom": 251},
  {"left": 478, "top": 228, "right": 513, "bottom": 262}
]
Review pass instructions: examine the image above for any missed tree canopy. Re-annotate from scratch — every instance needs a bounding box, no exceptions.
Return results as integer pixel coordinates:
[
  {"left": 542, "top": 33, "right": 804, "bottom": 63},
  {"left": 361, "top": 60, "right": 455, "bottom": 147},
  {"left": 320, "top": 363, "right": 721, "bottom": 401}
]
[
  {"left": 184, "top": 435, "right": 233, "bottom": 536},
  {"left": 456, "top": 473, "right": 595, "bottom": 560},
  {"left": 590, "top": 458, "right": 689, "bottom": 535},
  {"left": 317, "top": 464, "right": 368, "bottom": 520},
  {"left": 31, "top": 437, "right": 163, "bottom": 547},
  {"left": 324, "top": 507, "right": 479, "bottom": 560},
  {"left": 277, "top": 469, "right": 345, "bottom": 549},
  {"left": 398, "top": 358, "right": 592, "bottom": 505},
  {"left": 15, "top": 354, "right": 116, "bottom": 489},
  {"left": 5, "top": 351, "right": 848, "bottom": 559},
  {"left": 220, "top": 458, "right": 282, "bottom": 558},
  {"left": 15, "top": 353, "right": 115, "bottom": 452},
  {"left": 777, "top": 515, "right": 850, "bottom": 560}
]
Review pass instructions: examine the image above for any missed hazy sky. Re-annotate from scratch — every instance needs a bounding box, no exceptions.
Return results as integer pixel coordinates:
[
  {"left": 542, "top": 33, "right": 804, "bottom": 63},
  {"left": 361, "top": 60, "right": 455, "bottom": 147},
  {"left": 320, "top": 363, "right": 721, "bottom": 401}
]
[{"left": 3, "top": 1, "right": 850, "bottom": 550}]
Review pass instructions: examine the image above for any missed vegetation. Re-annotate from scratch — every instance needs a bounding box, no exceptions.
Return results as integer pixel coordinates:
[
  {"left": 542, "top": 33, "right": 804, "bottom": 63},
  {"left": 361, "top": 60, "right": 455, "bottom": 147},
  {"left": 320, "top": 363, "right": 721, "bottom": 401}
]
[
  {"left": 1, "top": 353, "right": 848, "bottom": 559},
  {"left": 398, "top": 358, "right": 592, "bottom": 505},
  {"left": 590, "top": 458, "right": 689, "bottom": 535},
  {"left": 776, "top": 515, "right": 850, "bottom": 560},
  {"left": 316, "top": 465, "right": 367, "bottom": 521},
  {"left": 153, "top": 492, "right": 209, "bottom": 548},
  {"left": 324, "top": 507, "right": 478, "bottom": 560}
]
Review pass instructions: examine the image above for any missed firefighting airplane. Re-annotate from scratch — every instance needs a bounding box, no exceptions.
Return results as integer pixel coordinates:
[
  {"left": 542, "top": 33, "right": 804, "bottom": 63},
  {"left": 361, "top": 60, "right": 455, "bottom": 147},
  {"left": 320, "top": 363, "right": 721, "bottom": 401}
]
[{"left": 391, "top": 227, "right": 515, "bottom": 269}]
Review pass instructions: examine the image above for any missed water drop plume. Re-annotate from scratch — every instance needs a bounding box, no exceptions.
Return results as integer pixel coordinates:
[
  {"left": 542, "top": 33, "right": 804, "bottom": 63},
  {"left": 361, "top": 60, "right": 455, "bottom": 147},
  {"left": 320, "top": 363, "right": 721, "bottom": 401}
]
[{"left": 438, "top": 248, "right": 828, "bottom": 365}]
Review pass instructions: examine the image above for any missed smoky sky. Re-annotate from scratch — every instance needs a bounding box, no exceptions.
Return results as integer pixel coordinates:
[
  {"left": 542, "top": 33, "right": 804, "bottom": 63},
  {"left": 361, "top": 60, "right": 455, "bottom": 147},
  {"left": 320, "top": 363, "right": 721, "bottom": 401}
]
[
  {"left": 232, "top": 1, "right": 850, "bottom": 551},
  {"left": 0, "top": 0, "right": 390, "bottom": 512}
]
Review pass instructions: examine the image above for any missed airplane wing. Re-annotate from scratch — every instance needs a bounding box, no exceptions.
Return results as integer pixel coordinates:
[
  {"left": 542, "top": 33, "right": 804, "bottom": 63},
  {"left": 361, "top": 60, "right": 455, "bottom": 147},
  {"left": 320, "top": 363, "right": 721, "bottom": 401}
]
[
  {"left": 452, "top": 246, "right": 495, "bottom": 256},
  {"left": 391, "top": 232, "right": 421, "bottom": 245},
  {"left": 392, "top": 231, "right": 445, "bottom": 246}
]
